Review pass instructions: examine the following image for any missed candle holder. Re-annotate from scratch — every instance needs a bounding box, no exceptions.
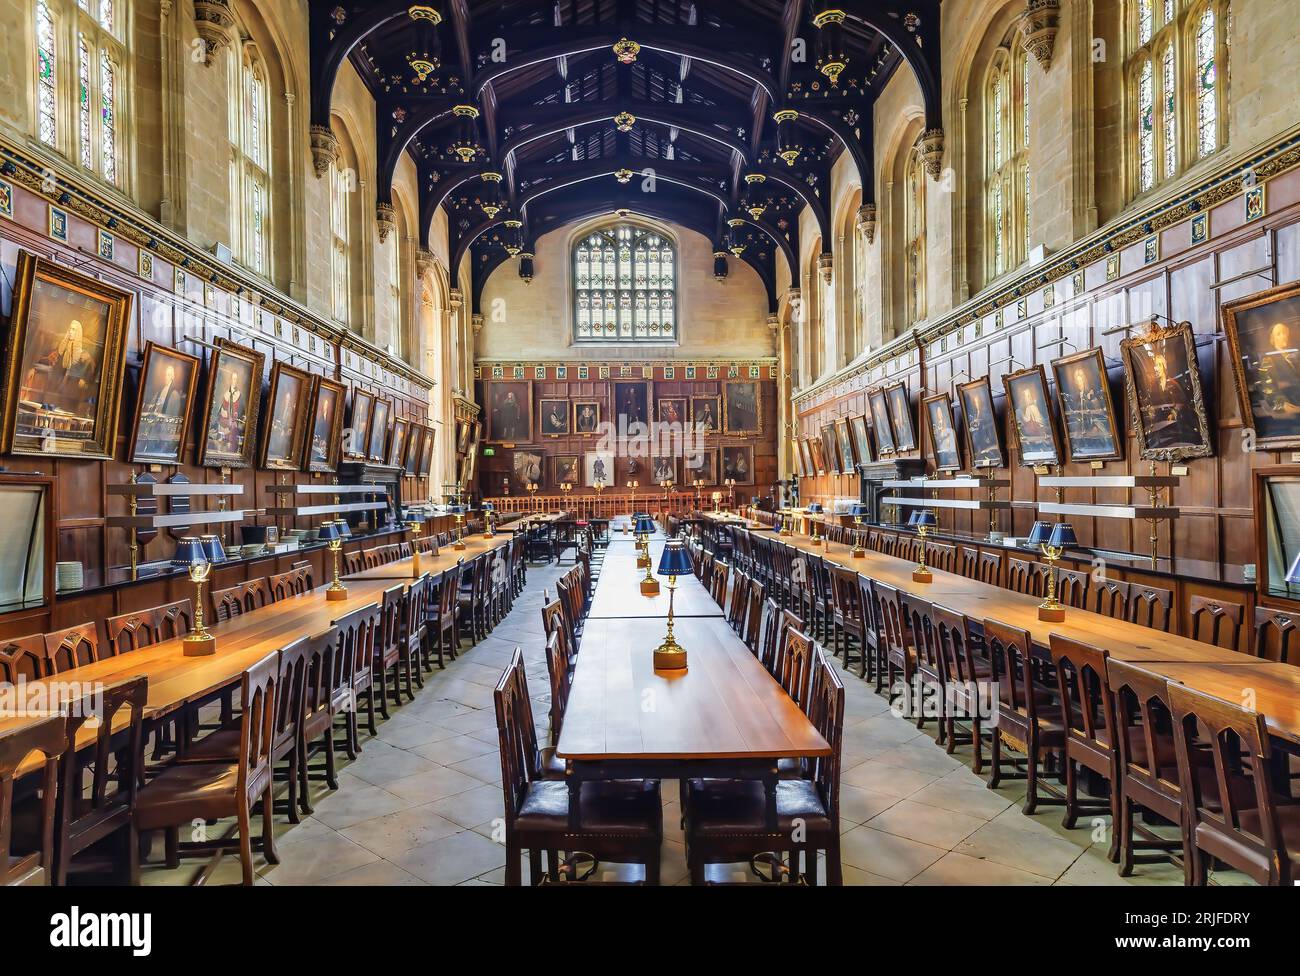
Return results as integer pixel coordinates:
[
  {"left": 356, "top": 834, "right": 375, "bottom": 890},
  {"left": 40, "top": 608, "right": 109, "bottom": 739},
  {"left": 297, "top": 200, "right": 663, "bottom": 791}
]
[
  {"left": 807, "top": 502, "right": 824, "bottom": 546},
  {"left": 693, "top": 479, "right": 703, "bottom": 510},
  {"left": 847, "top": 502, "right": 868, "bottom": 559},
  {"left": 179, "top": 546, "right": 216, "bottom": 656},
  {"left": 627, "top": 480, "right": 639, "bottom": 513},
  {"left": 909, "top": 510, "right": 937, "bottom": 583},
  {"left": 321, "top": 522, "right": 348, "bottom": 602},
  {"left": 653, "top": 542, "right": 693, "bottom": 669}
]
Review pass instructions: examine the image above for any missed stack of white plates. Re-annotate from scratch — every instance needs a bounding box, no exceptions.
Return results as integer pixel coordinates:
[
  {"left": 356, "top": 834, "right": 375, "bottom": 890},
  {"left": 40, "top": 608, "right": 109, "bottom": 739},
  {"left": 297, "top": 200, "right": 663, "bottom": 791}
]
[{"left": 56, "top": 561, "right": 83, "bottom": 592}]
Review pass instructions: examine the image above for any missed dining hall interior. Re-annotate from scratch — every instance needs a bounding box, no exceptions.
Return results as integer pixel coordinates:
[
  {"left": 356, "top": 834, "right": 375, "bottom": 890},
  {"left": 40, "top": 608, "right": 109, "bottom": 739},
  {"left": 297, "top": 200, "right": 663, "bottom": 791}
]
[{"left": 0, "top": 0, "right": 1299, "bottom": 898}]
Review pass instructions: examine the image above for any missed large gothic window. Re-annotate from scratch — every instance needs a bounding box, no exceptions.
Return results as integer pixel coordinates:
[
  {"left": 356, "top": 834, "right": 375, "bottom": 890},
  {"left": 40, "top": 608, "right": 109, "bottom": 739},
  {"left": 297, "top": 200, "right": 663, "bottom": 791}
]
[
  {"left": 229, "top": 43, "right": 271, "bottom": 277},
  {"left": 984, "top": 43, "right": 1030, "bottom": 281},
  {"left": 573, "top": 223, "right": 676, "bottom": 343}
]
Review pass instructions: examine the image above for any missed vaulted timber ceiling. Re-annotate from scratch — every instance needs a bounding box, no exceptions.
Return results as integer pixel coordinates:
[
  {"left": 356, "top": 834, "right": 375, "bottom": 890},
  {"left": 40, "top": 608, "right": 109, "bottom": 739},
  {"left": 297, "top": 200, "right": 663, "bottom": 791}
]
[{"left": 308, "top": 0, "right": 945, "bottom": 312}]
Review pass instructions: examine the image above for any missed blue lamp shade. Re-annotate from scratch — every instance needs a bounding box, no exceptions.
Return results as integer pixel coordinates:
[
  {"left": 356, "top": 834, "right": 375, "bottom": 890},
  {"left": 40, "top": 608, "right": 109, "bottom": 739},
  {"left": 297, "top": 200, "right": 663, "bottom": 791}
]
[
  {"left": 1286, "top": 553, "right": 1300, "bottom": 585},
  {"left": 657, "top": 542, "right": 693, "bottom": 577},
  {"left": 482, "top": 502, "right": 495, "bottom": 513},
  {"left": 335, "top": 519, "right": 353, "bottom": 538},
  {"left": 317, "top": 522, "right": 341, "bottom": 543},
  {"left": 199, "top": 534, "right": 226, "bottom": 563},
  {"left": 1048, "top": 522, "right": 1078, "bottom": 549},
  {"left": 906, "top": 510, "right": 920, "bottom": 527},
  {"left": 913, "top": 510, "right": 937, "bottom": 529},
  {"left": 451, "top": 504, "right": 467, "bottom": 515},
  {"left": 807, "top": 503, "right": 823, "bottom": 514},
  {"left": 847, "top": 502, "right": 868, "bottom": 518},
  {"left": 1026, "top": 520, "right": 1054, "bottom": 546},
  {"left": 172, "top": 537, "right": 207, "bottom": 569},
  {"left": 635, "top": 516, "right": 657, "bottom": 535}
]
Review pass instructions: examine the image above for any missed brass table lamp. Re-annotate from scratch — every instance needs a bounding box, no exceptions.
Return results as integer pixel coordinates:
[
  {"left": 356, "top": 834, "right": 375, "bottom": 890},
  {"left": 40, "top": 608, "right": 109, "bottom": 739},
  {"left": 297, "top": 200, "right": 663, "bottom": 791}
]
[{"left": 653, "top": 541, "right": 693, "bottom": 669}]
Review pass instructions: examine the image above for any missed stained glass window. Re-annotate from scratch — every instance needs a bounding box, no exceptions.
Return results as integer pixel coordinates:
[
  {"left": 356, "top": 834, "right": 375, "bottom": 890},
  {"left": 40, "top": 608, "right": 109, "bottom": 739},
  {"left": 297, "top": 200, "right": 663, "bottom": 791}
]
[
  {"left": 100, "top": 50, "right": 115, "bottom": 184},
  {"left": 573, "top": 224, "right": 676, "bottom": 342},
  {"left": 36, "top": 1, "right": 57, "bottom": 146},
  {"left": 1138, "top": 59, "right": 1155, "bottom": 192},
  {"left": 331, "top": 160, "right": 350, "bottom": 322},
  {"left": 1139, "top": 0, "right": 1154, "bottom": 43},
  {"left": 1163, "top": 0, "right": 1175, "bottom": 24},
  {"left": 1162, "top": 45, "right": 1177, "bottom": 179},
  {"left": 985, "top": 48, "right": 1029, "bottom": 280},
  {"left": 230, "top": 49, "right": 271, "bottom": 277},
  {"left": 77, "top": 34, "right": 91, "bottom": 167},
  {"left": 98, "top": 0, "right": 113, "bottom": 32},
  {"left": 1196, "top": 6, "right": 1218, "bottom": 158}
]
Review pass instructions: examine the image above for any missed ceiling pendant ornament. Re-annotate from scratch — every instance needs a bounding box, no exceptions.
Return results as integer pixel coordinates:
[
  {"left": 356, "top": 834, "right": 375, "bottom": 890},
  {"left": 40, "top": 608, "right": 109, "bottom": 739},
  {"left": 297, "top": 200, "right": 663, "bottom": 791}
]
[
  {"left": 518, "top": 252, "right": 535, "bottom": 284},
  {"left": 812, "top": 7, "right": 849, "bottom": 86},
  {"left": 502, "top": 219, "right": 523, "bottom": 256},
  {"left": 773, "top": 109, "right": 802, "bottom": 166},
  {"left": 1020, "top": 0, "right": 1061, "bottom": 71},
  {"left": 614, "top": 168, "right": 634, "bottom": 184},
  {"left": 407, "top": 4, "right": 441, "bottom": 23},
  {"left": 743, "top": 173, "right": 768, "bottom": 220},
  {"left": 612, "top": 38, "right": 641, "bottom": 64},
  {"left": 408, "top": 55, "right": 439, "bottom": 82},
  {"left": 450, "top": 105, "right": 481, "bottom": 162},
  {"left": 727, "top": 218, "right": 747, "bottom": 257},
  {"left": 713, "top": 251, "right": 729, "bottom": 281},
  {"left": 613, "top": 111, "right": 636, "bottom": 133},
  {"left": 479, "top": 172, "right": 503, "bottom": 218}
]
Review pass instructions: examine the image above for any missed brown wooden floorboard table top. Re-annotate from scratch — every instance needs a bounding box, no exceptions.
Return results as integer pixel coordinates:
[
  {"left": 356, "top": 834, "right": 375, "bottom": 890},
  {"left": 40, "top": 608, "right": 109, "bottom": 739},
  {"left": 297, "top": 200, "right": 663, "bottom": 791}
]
[
  {"left": 344, "top": 533, "right": 510, "bottom": 580},
  {"left": 556, "top": 617, "right": 830, "bottom": 762},
  {"left": 1129, "top": 661, "right": 1300, "bottom": 747},
  {"left": 587, "top": 541, "right": 722, "bottom": 619}
]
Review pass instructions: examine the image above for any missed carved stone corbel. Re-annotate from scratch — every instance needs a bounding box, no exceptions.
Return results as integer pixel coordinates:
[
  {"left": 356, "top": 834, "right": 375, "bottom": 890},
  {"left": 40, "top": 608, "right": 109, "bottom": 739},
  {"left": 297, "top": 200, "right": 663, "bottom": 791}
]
[
  {"left": 919, "top": 129, "right": 945, "bottom": 181},
  {"left": 376, "top": 202, "right": 395, "bottom": 243},
  {"left": 1020, "top": 0, "right": 1061, "bottom": 72},
  {"left": 471, "top": 313, "right": 484, "bottom": 337},
  {"left": 310, "top": 124, "right": 340, "bottom": 179},
  {"left": 192, "top": 0, "right": 235, "bottom": 65},
  {"left": 855, "top": 203, "right": 877, "bottom": 244},
  {"left": 817, "top": 252, "right": 833, "bottom": 285},
  {"left": 415, "top": 248, "right": 435, "bottom": 280},
  {"left": 448, "top": 288, "right": 463, "bottom": 312}
]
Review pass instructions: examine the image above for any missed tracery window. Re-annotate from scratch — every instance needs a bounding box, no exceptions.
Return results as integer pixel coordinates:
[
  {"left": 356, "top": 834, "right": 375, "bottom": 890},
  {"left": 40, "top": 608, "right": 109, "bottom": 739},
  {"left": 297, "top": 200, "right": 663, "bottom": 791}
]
[
  {"left": 229, "top": 45, "right": 271, "bottom": 276},
  {"left": 985, "top": 43, "right": 1030, "bottom": 279},
  {"left": 573, "top": 223, "right": 677, "bottom": 343}
]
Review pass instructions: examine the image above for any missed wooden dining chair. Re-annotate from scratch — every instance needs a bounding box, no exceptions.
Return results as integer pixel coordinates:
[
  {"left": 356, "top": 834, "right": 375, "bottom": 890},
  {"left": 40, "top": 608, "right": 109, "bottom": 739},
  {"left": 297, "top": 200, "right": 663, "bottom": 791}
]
[
  {"left": 268, "top": 566, "right": 313, "bottom": 602},
  {"left": 855, "top": 574, "right": 884, "bottom": 684},
  {"left": 984, "top": 619, "right": 1066, "bottom": 815},
  {"left": 335, "top": 600, "right": 382, "bottom": 757},
  {"left": 777, "top": 627, "right": 817, "bottom": 713},
  {"left": 976, "top": 550, "right": 1002, "bottom": 586},
  {"left": 1186, "top": 595, "right": 1244, "bottom": 651},
  {"left": 726, "top": 570, "right": 749, "bottom": 634},
  {"left": 928, "top": 542, "right": 957, "bottom": 575},
  {"left": 494, "top": 648, "right": 662, "bottom": 884},
  {"left": 684, "top": 648, "right": 844, "bottom": 885},
  {"left": 1047, "top": 634, "right": 1120, "bottom": 856},
  {"left": 875, "top": 581, "right": 912, "bottom": 701},
  {"left": 212, "top": 578, "right": 271, "bottom": 623},
  {"left": 299, "top": 627, "right": 344, "bottom": 805},
  {"left": 933, "top": 605, "right": 992, "bottom": 772},
  {"left": 0, "top": 716, "right": 66, "bottom": 886},
  {"left": 1128, "top": 584, "right": 1172, "bottom": 631},
  {"left": 1056, "top": 568, "right": 1090, "bottom": 610},
  {"left": 1251, "top": 606, "right": 1299, "bottom": 664},
  {"left": 343, "top": 549, "right": 365, "bottom": 576},
  {"left": 543, "top": 628, "right": 573, "bottom": 751},
  {"left": 743, "top": 577, "right": 766, "bottom": 654},
  {"left": 710, "top": 561, "right": 731, "bottom": 606},
  {"left": 906, "top": 596, "right": 946, "bottom": 734},
  {"left": 373, "top": 584, "right": 407, "bottom": 718},
  {"left": 398, "top": 573, "right": 432, "bottom": 698},
  {"left": 42, "top": 623, "right": 101, "bottom": 673},
  {"left": 432, "top": 560, "right": 463, "bottom": 666},
  {"left": 828, "top": 564, "right": 866, "bottom": 675},
  {"left": 0, "top": 634, "right": 48, "bottom": 682},
  {"left": 1169, "top": 683, "right": 1300, "bottom": 885},
  {"left": 1006, "top": 556, "right": 1040, "bottom": 596},
  {"left": 958, "top": 546, "right": 979, "bottom": 579},
  {"left": 134, "top": 651, "right": 280, "bottom": 885},
  {"left": 1105, "top": 659, "right": 1190, "bottom": 880},
  {"left": 1092, "top": 578, "right": 1131, "bottom": 620}
]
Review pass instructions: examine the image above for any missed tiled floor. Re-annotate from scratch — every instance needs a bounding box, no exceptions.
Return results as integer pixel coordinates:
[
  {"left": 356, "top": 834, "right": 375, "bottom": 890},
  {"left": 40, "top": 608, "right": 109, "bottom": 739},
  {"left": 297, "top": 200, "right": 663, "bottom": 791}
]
[{"left": 140, "top": 557, "right": 1243, "bottom": 886}]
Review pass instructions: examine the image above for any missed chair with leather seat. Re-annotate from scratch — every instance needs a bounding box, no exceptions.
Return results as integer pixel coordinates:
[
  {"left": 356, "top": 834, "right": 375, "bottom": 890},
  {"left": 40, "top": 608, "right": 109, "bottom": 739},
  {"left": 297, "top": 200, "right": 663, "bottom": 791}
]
[
  {"left": 933, "top": 605, "right": 992, "bottom": 772},
  {"left": 432, "top": 560, "right": 463, "bottom": 666},
  {"left": 855, "top": 574, "right": 885, "bottom": 685},
  {"left": 134, "top": 651, "right": 280, "bottom": 885},
  {"left": 42, "top": 623, "right": 101, "bottom": 673},
  {"left": 0, "top": 716, "right": 66, "bottom": 886},
  {"left": 373, "top": 584, "right": 407, "bottom": 718},
  {"left": 775, "top": 627, "right": 817, "bottom": 714},
  {"left": 398, "top": 574, "right": 431, "bottom": 698},
  {"left": 1252, "top": 606, "right": 1299, "bottom": 663},
  {"left": 742, "top": 577, "right": 765, "bottom": 655},
  {"left": 875, "top": 581, "right": 912, "bottom": 702},
  {"left": 1, "top": 634, "right": 49, "bottom": 682},
  {"left": 907, "top": 596, "right": 945, "bottom": 735},
  {"left": 1169, "top": 683, "right": 1300, "bottom": 885},
  {"left": 1106, "top": 659, "right": 1191, "bottom": 880},
  {"left": 298, "top": 628, "right": 344, "bottom": 808},
  {"left": 268, "top": 566, "right": 313, "bottom": 601},
  {"left": 212, "top": 578, "right": 271, "bottom": 623},
  {"left": 1047, "top": 634, "right": 1120, "bottom": 855},
  {"left": 335, "top": 601, "right": 382, "bottom": 757},
  {"left": 985, "top": 619, "right": 1066, "bottom": 814},
  {"left": 1187, "top": 595, "right": 1244, "bottom": 651},
  {"left": 494, "top": 648, "right": 662, "bottom": 884},
  {"left": 684, "top": 648, "right": 844, "bottom": 885}
]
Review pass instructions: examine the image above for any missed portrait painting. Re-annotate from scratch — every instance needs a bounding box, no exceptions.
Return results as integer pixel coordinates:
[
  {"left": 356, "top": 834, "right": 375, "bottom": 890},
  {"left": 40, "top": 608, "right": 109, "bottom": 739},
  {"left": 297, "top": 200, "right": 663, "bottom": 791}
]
[
  {"left": 305, "top": 376, "right": 345, "bottom": 473},
  {"left": 366, "top": 397, "right": 391, "bottom": 463},
  {"left": 403, "top": 424, "right": 423, "bottom": 476},
  {"left": 657, "top": 397, "right": 688, "bottom": 426},
  {"left": 792, "top": 440, "right": 808, "bottom": 478},
  {"left": 584, "top": 451, "right": 615, "bottom": 488},
  {"left": 1003, "top": 366, "right": 1061, "bottom": 467},
  {"left": 691, "top": 395, "right": 721, "bottom": 434},
  {"left": 886, "top": 382, "right": 917, "bottom": 451},
  {"left": 2, "top": 251, "right": 131, "bottom": 459},
  {"left": 957, "top": 377, "right": 1004, "bottom": 468},
  {"left": 924, "top": 393, "right": 963, "bottom": 472},
  {"left": 836, "top": 418, "right": 857, "bottom": 471},
  {"left": 724, "top": 381, "right": 761, "bottom": 434},
  {"left": 721, "top": 444, "right": 755, "bottom": 485},
  {"left": 686, "top": 447, "right": 718, "bottom": 485},
  {"left": 809, "top": 435, "right": 827, "bottom": 474},
  {"left": 799, "top": 438, "right": 817, "bottom": 478},
  {"left": 260, "top": 362, "right": 312, "bottom": 470},
  {"left": 868, "top": 388, "right": 896, "bottom": 456},
  {"left": 418, "top": 425, "right": 435, "bottom": 477},
  {"left": 387, "top": 417, "right": 409, "bottom": 470},
  {"left": 1052, "top": 347, "right": 1123, "bottom": 462},
  {"left": 458, "top": 438, "right": 475, "bottom": 485},
  {"left": 485, "top": 379, "right": 533, "bottom": 442},
  {"left": 346, "top": 389, "right": 375, "bottom": 460},
  {"left": 1224, "top": 282, "right": 1300, "bottom": 450},
  {"left": 612, "top": 381, "right": 651, "bottom": 428},
  {"left": 128, "top": 342, "right": 199, "bottom": 465},
  {"left": 651, "top": 455, "right": 678, "bottom": 484},
  {"left": 820, "top": 422, "right": 841, "bottom": 474},
  {"left": 574, "top": 400, "right": 601, "bottom": 434},
  {"left": 539, "top": 398, "right": 571, "bottom": 437},
  {"left": 1121, "top": 320, "right": 1214, "bottom": 460},
  {"left": 850, "top": 415, "right": 873, "bottom": 467},
  {"left": 198, "top": 338, "right": 264, "bottom": 469},
  {"left": 512, "top": 449, "right": 544, "bottom": 489},
  {"left": 552, "top": 454, "right": 580, "bottom": 486},
  {"left": 455, "top": 419, "right": 471, "bottom": 454}
]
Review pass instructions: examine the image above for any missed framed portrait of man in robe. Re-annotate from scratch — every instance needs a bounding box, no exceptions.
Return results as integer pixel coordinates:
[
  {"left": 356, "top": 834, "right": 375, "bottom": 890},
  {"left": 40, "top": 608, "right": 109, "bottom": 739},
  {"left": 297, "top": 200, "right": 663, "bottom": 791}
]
[
  {"left": 1003, "top": 365, "right": 1062, "bottom": 468},
  {"left": 1121, "top": 320, "right": 1214, "bottom": 461},
  {"left": 1052, "top": 347, "right": 1123, "bottom": 463},
  {"left": 1224, "top": 283, "right": 1300, "bottom": 450},
  {"left": 128, "top": 342, "right": 200, "bottom": 466},
  {"left": 260, "top": 362, "right": 313, "bottom": 470},
  {"left": 305, "top": 376, "right": 346, "bottom": 473},
  {"left": 485, "top": 380, "right": 533, "bottom": 443},
  {"left": 197, "top": 338, "right": 265, "bottom": 469}
]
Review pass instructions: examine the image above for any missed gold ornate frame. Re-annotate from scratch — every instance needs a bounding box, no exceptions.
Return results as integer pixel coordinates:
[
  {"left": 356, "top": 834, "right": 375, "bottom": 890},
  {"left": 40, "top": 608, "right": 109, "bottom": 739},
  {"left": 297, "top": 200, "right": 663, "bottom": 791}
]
[
  {"left": 1121, "top": 319, "right": 1214, "bottom": 461},
  {"left": 484, "top": 378, "right": 535, "bottom": 443},
  {"left": 304, "top": 375, "right": 346, "bottom": 474},
  {"left": 366, "top": 397, "right": 391, "bottom": 463},
  {"left": 1002, "top": 364, "right": 1062, "bottom": 468},
  {"left": 387, "top": 416, "right": 410, "bottom": 470},
  {"left": 922, "top": 392, "right": 963, "bottom": 473},
  {"left": 260, "top": 361, "right": 313, "bottom": 470},
  {"left": 1222, "top": 281, "right": 1300, "bottom": 451},
  {"left": 867, "top": 387, "right": 896, "bottom": 456},
  {"left": 1052, "top": 346, "right": 1124, "bottom": 463},
  {"left": 956, "top": 376, "right": 1004, "bottom": 469},
  {"left": 819, "top": 422, "right": 842, "bottom": 474},
  {"left": 850, "top": 415, "right": 874, "bottom": 466},
  {"left": 197, "top": 337, "right": 265, "bottom": 469},
  {"left": 127, "top": 341, "right": 200, "bottom": 466},
  {"left": 723, "top": 380, "right": 763, "bottom": 435},
  {"left": 885, "top": 381, "right": 917, "bottom": 452},
  {"left": 345, "top": 388, "right": 376, "bottom": 461}
]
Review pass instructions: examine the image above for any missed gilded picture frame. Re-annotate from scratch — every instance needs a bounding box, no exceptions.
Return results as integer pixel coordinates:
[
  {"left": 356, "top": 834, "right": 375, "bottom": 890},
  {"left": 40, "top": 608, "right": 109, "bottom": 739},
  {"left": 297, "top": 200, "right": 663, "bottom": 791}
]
[
  {"left": 885, "top": 381, "right": 917, "bottom": 452},
  {"left": 127, "top": 341, "right": 200, "bottom": 466},
  {"left": 260, "top": 361, "right": 313, "bottom": 470},
  {"left": 345, "top": 388, "right": 376, "bottom": 461},
  {"left": 1121, "top": 320, "right": 1214, "bottom": 461},
  {"left": 304, "top": 376, "right": 346, "bottom": 474},
  {"left": 366, "top": 397, "right": 392, "bottom": 464},
  {"left": 197, "top": 338, "right": 265, "bottom": 469},
  {"left": 1052, "top": 346, "right": 1124, "bottom": 463},
  {"left": 1223, "top": 281, "right": 1300, "bottom": 451},
  {"left": 387, "top": 416, "right": 410, "bottom": 470},
  {"left": 819, "top": 422, "right": 842, "bottom": 474},
  {"left": 723, "top": 380, "right": 762, "bottom": 435},
  {"left": 956, "top": 376, "right": 1005, "bottom": 469},
  {"left": 1003, "top": 365, "right": 1062, "bottom": 468},
  {"left": 867, "top": 387, "right": 896, "bottom": 456},
  {"left": 923, "top": 392, "right": 963, "bottom": 473}
]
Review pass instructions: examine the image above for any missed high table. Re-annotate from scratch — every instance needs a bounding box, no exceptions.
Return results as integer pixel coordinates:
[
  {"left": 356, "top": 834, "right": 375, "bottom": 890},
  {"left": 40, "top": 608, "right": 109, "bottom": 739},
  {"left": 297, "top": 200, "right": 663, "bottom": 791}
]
[{"left": 587, "top": 540, "right": 721, "bottom": 619}]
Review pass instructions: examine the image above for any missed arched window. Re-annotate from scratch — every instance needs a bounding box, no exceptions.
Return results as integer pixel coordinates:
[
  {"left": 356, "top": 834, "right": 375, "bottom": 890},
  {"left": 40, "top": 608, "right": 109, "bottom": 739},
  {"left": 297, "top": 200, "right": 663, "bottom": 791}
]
[
  {"left": 229, "top": 43, "right": 271, "bottom": 276},
  {"left": 37, "top": 0, "right": 127, "bottom": 186},
  {"left": 984, "top": 43, "right": 1028, "bottom": 280},
  {"left": 1193, "top": 3, "right": 1221, "bottom": 159},
  {"left": 330, "top": 158, "right": 351, "bottom": 324},
  {"left": 803, "top": 242, "right": 823, "bottom": 382},
  {"left": 904, "top": 146, "right": 926, "bottom": 324},
  {"left": 572, "top": 222, "right": 676, "bottom": 343}
]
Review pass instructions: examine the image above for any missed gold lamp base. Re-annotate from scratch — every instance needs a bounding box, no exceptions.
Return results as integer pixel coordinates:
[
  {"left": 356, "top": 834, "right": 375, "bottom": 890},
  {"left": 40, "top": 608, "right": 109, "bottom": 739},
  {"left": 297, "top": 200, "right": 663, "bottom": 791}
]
[
  {"left": 640, "top": 577, "right": 660, "bottom": 596},
  {"left": 326, "top": 582, "right": 349, "bottom": 602},
  {"left": 851, "top": 546, "right": 866, "bottom": 559},
  {"left": 453, "top": 541, "right": 466, "bottom": 551},
  {"left": 636, "top": 554, "right": 650, "bottom": 569},
  {"left": 182, "top": 632, "right": 216, "bottom": 657},
  {"left": 1038, "top": 602, "right": 1065, "bottom": 622},
  {"left": 810, "top": 536, "right": 823, "bottom": 546},
  {"left": 653, "top": 640, "right": 687, "bottom": 670},
  {"left": 913, "top": 566, "right": 932, "bottom": 583}
]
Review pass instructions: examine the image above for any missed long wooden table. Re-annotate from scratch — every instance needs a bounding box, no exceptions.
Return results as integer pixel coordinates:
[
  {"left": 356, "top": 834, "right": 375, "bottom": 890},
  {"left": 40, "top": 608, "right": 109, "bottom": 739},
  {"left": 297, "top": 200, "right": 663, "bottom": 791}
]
[
  {"left": 1132, "top": 661, "right": 1300, "bottom": 747},
  {"left": 587, "top": 541, "right": 722, "bottom": 619},
  {"left": 344, "top": 533, "right": 509, "bottom": 581}
]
